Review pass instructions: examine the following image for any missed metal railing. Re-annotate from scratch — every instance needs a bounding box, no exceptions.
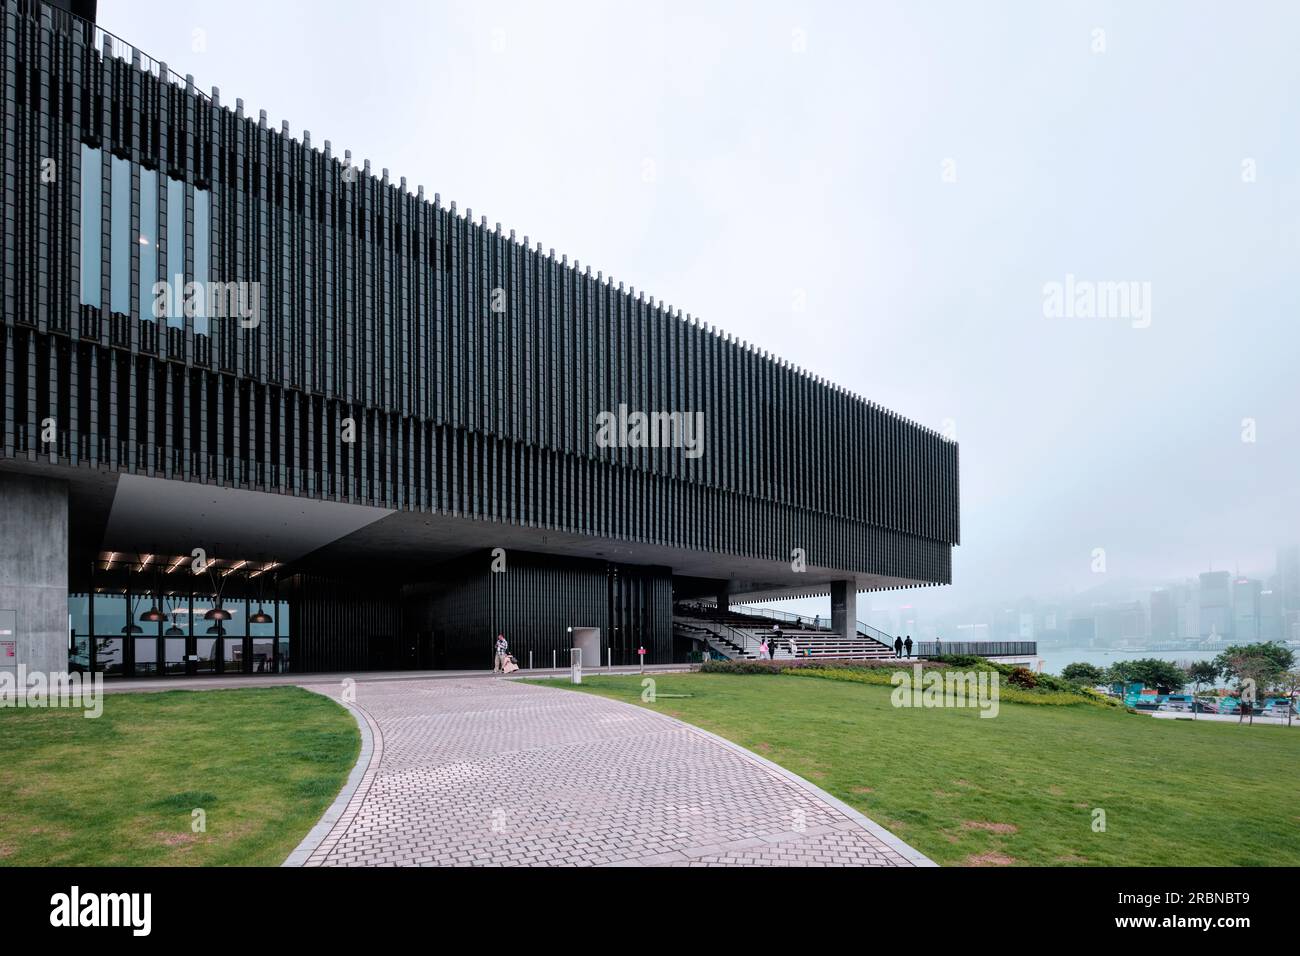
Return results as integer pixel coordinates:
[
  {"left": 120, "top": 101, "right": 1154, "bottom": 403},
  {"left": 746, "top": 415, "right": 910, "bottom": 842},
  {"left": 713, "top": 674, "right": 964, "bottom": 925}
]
[
  {"left": 24, "top": 0, "right": 210, "bottom": 101},
  {"left": 918, "top": 641, "right": 1038, "bottom": 658},
  {"left": 679, "top": 600, "right": 895, "bottom": 650}
]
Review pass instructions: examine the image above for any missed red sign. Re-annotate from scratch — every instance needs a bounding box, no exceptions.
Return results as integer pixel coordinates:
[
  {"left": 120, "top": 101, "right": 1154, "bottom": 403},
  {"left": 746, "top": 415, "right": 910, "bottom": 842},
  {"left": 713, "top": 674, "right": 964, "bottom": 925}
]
[{"left": 637, "top": 646, "right": 646, "bottom": 656}]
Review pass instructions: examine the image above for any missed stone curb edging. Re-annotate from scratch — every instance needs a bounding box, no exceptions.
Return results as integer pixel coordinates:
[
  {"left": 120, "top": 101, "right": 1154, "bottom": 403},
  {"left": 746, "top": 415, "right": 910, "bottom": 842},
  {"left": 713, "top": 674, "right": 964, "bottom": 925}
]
[
  {"left": 531, "top": 681, "right": 938, "bottom": 867},
  {"left": 281, "top": 687, "right": 382, "bottom": 867}
]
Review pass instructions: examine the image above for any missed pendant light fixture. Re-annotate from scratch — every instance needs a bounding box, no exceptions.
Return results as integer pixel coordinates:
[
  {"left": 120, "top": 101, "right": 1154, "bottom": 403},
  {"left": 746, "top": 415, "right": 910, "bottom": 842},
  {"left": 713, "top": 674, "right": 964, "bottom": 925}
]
[
  {"left": 163, "top": 593, "right": 185, "bottom": 637},
  {"left": 249, "top": 565, "right": 274, "bottom": 625}
]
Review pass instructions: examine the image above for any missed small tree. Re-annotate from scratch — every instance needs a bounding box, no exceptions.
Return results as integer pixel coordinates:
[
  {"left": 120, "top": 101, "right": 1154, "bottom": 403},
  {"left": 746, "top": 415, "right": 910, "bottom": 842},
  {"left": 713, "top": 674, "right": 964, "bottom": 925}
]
[
  {"left": 1108, "top": 658, "right": 1187, "bottom": 692},
  {"left": 1279, "top": 669, "right": 1300, "bottom": 727},
  {"left": 1185, "top": 660, "right": 1218, "bottom": 720},
  {"left": 1061, "top": 662, "right": 1105, "bottom": 685},
  {"left": 1214, "top": 642, "right": 1294, "bottom": 686},
  {"left": 1223, "top": 654, "right": 1275, "bottom": 725}
]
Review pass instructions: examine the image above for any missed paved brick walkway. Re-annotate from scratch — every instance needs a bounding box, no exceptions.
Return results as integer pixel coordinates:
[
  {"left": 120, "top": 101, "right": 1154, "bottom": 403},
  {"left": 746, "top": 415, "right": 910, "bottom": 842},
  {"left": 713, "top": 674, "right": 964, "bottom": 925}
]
[{"left": 297, "top": 677, "right": 929, "bottom": 867}]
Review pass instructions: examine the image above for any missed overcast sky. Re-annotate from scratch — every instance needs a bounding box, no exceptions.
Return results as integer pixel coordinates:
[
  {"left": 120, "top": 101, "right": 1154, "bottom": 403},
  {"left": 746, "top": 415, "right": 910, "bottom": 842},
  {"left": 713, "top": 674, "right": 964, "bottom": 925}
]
[{"left": 104, "top": 0, "right": 1300, "bottom": 616}]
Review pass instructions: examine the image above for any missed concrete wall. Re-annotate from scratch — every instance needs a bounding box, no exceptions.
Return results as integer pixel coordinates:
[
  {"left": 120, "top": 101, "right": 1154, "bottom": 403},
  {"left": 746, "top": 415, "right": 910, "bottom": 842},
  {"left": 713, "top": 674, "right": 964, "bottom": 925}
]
[{"left": 0, "top": 473, "right": 68, "bottom": 675}]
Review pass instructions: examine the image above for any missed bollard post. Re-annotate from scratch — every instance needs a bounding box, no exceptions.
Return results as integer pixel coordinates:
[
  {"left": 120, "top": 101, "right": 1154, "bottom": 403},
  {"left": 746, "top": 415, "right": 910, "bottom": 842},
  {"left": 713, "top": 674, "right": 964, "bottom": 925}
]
[
  {"left": 529, "top": 650, "right": 533, "bottom": 671},
  {"left": 570, "top": 647, "right": 582, "bottom": 685}
]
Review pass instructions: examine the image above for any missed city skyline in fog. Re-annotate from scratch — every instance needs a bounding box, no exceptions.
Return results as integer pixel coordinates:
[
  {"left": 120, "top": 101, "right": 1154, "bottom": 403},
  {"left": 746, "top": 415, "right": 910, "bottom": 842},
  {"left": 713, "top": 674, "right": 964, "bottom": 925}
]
[{"left": 105, "top": 0, "right": 1300, "bottom": 617}]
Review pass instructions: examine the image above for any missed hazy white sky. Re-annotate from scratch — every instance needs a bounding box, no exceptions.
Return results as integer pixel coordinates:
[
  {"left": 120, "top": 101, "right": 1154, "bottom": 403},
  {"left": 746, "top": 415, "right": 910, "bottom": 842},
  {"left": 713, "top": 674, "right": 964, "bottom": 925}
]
[{"left": 103, "top": 0, "right": 1300, "bottom": 614}]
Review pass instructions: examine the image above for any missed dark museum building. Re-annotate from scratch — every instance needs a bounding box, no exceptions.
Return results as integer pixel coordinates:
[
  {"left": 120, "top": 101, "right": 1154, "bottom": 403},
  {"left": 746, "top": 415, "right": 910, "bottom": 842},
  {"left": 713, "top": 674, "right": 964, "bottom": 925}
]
[{"left": 0, "top": 0, "right": 959, "bottom": 677}]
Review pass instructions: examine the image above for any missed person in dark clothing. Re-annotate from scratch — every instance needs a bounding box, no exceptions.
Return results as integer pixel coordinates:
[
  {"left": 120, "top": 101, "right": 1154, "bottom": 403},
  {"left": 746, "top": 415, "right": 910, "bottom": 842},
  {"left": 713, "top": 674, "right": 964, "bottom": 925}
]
[
  {"left": 903, "top": 635, "right": 913, "bottom": 658},
  {"left": 893, "top": 636, "right": 904, "bottom": 657}
]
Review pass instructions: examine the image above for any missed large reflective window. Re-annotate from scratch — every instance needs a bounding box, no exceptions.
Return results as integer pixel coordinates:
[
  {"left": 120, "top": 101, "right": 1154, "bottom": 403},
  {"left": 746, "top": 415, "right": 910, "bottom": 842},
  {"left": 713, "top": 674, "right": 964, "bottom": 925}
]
[
  {"left": 110, "top": 156, "right": 132, "bottom": 315},
  {"left": 79, "top": 143, "right": 102, "bottom": 306},
  {"left": 166, "top": 176, "right": 185, "bottom": 328},
  {"left": 193, "top": 188, "right": 210, "bottom": 335},
  {"left": 139, "top": 167, "right": 158, "bottom": 321}
]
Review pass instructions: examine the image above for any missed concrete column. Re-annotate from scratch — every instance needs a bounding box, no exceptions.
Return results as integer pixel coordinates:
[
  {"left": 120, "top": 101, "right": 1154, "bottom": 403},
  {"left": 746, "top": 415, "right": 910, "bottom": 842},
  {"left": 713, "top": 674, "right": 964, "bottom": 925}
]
[
  {"left": 717, "top": 581, "right": 731, "bottom": 611},
  {"left": 0, "top": 473, "right": 69, "bottom": 676},
  {"left": 831, "top": 580, "right": 857, "bottom": 639}
]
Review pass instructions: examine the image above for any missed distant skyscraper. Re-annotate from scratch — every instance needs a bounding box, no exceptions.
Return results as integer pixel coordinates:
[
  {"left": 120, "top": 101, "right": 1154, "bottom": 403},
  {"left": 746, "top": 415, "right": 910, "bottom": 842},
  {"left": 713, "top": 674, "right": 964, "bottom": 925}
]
[
  {"left": 1259, "top": 589, "right": 1284, "bottom": 642},
  {"left": 1232, "top": 578, "right": 1262, "bottom": 642},
  {"left": 1277, "top": 546, "right": 1300, "bottom": 614},
  {"left": 1068, "top": 617, "right": 1096, "bottom": 647},
  {"left": 1173, "top": 581, "right": 1199, "bottom": 639},
  {"left": 1018, "top": 612, "right": 1035, "bottom": 640},
  {"left": 1199, "top": 571, "right": 1232, "bottom": 640},
  {"left": 1150, "top": 589, "right": 1177, "bottom": 642}
]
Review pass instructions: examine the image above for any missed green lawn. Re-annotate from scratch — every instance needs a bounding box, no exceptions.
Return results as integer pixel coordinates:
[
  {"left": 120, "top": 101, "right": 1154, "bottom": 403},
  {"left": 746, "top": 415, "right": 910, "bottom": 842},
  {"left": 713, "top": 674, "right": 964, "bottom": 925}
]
[
  {"left": 0, "top": 687, "right": 358, "bottom": 866},
  {"left": 533, "top": 672, "right": 1300, "bottom": 866}
]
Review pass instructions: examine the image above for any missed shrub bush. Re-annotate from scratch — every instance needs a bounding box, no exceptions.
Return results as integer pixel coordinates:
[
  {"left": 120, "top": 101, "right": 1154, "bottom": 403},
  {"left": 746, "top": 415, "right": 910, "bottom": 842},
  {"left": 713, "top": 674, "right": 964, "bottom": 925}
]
[{"left": 1007, "top": 667, "right": 1038, "bottom": 688}]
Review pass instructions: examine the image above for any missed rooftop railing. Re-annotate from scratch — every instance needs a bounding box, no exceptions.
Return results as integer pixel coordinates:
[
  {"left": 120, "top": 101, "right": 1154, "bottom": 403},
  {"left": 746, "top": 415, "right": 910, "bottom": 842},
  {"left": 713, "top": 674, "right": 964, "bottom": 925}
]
[
  {"left": 917, "top": 642, "right": 1038, "bottom": 658},
  {"left": 20, "top": 0, "right": 209, "bottom": 101}
]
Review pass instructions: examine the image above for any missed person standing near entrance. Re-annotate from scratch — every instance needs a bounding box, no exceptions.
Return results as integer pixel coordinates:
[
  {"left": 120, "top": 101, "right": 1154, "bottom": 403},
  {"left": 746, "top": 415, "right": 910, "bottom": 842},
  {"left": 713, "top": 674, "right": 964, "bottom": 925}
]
[
  {"left": 893, "top": 635, "right": 903, "bottom": 657},
  {"left": 903, "top": 635, "right": 913, "bottom": 658},
  {"left": 493, "top": 633, "right": 508, "bottom": 673},
  {"left": 771, "top": 625, "right": 782, "bottom": 660}
]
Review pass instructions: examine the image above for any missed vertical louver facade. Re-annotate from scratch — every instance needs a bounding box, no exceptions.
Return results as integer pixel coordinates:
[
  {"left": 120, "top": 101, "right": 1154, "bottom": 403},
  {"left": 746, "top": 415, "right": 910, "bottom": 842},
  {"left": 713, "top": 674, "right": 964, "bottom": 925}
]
[{"left": 1, "top": 0, "right": 958, "bottom": 672}]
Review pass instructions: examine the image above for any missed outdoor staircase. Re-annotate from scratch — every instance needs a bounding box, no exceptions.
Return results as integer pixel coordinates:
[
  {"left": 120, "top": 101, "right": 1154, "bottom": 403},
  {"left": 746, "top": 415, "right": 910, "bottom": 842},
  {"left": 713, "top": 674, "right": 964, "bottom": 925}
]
[{"left": 674, "top": 602, "right": 897, "bottom": 662}]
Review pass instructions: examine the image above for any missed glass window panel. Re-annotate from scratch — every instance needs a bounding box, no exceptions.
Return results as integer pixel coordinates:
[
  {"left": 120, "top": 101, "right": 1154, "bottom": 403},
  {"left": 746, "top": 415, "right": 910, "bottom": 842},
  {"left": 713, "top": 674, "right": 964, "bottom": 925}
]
[
  {"left": 250, "top": 599, "right": 275, "bottom": 638},
  {"left": 94, "top": 592, "right": 127, "bottom": 635},
  {"left": 166, "top": 176, "right": 185, "bottom": 328},
  {"left": 251, "top": 637, "right": 273, "bottom": 674},
  {"left": 222, "top": 636, "right": 243, "bottom": 673},
  {"left": 69, "top": 594, "right": 91, "bottom": 671},
  {"left": 193, "top": 635, "right": 217, "bottom": 674},
  {"left": 94, "top": 638, "right": 124, "bottom": 675},
  {"left": 79, "top": 143, "right": 102, "bottom": 307},
  {"left": 139, "top": 167, "right": 158, "bottom": 321},
  {"left": 194, "top": 188, "right": 210, "bottom": 335},
  {"left": 164, "top": 636, "right": 187, "bottom": 675},
  {"left": 110, "top": 156, "right": 132, "bottom": 315},
  {"left": 134, "top": 635, "right": 159, "bottom": 675}
]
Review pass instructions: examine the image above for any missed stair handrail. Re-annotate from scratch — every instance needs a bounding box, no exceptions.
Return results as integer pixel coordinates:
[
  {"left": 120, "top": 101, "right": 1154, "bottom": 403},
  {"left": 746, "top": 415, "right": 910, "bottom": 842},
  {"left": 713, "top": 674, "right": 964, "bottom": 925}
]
[
  {"left": 679, "top": 600, "right": 896, "bottom": 649},
  {"left": 678, "top": 614, "right": 765, "bottom": 659}
]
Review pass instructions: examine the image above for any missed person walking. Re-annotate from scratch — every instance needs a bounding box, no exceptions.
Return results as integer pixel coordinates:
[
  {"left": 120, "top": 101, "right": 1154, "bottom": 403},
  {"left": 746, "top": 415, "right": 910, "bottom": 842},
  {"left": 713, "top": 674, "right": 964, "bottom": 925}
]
[
  {"left": 893, "top": 635, "right": 904, "bottom": 657},
  {"left": 759, "top": 636, "right": 769, "bottom": 661},
  {"left": 788, "top": 635, "right": 799, "bottom": 659},
  {"left": 492, "top": 633, "right": 508, "bottom": 673},
  {"left": 903, "top": 635, "right": 913, "bottom": 658},
  {"left": 771, "top": 625, "right": 782, "bottom": 660},
  {"left": 934, "top": 635, "right": 942, "bottom": 657}
]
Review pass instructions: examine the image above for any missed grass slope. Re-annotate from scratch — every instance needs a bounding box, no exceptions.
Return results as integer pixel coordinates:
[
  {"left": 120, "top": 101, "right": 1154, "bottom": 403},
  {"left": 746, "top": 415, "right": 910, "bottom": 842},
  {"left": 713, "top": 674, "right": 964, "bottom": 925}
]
[
  {"left": 0, "top": 686, "right": 358, "bottom": 866},
  {"left": 533, "top": 672, "right": 1300, "bottom": 866}
]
